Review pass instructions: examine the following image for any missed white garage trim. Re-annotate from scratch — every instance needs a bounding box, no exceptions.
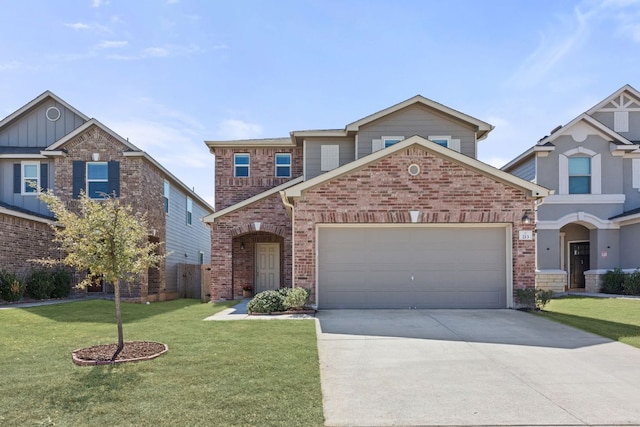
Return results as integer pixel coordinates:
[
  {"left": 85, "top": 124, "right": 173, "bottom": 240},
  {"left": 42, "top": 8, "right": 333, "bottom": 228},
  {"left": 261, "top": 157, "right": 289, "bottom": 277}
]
[{"left": 315, "top": 223, "right": 513, "bottom": 309}]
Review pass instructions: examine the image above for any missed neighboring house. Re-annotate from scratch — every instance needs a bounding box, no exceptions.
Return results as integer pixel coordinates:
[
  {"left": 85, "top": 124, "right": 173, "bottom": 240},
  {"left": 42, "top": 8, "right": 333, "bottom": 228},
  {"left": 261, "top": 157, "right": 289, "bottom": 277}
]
[
  {"left": 0, "top": 91, "right": 212, "bottom": 302},
  {"left": 503, "top": 84, "right": 640, "bottom": 293},
  {"left": 205, "top": 96, "right": 551, "bottom": 309}
]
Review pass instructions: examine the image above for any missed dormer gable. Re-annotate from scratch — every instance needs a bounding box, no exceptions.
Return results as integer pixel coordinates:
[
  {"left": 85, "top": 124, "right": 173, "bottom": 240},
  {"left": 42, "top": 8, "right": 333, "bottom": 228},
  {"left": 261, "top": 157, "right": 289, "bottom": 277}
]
[{"left": 587, "top": 84, "right": 640, "bottom": 140}]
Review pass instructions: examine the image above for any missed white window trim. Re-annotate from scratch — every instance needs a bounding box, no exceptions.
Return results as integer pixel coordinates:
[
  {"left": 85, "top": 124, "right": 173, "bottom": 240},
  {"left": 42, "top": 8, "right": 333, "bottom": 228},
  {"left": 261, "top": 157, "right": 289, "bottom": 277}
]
[
  {"left": 199, "top": 251, "right": 205, "bottom": 265},
  {"left": 186, "top": 197, "right": 193, "bottom": 226},
  {"left": 163, "top": 180, "right": 170, "bottom": 214},
  {"left": 86, "top": 161, "right": 108, "bottom": 199},
  {"left": 321, "top": 145, "right": 339, "bottom": 171},
  {"left": 558, "top": 148, "right": 601, "bottom": 195},
  {"left": 234, "top": 153, "right": 250, "bottom": 177},
  {"left": 633, "top": 159, "right": 640, "bottom": 190},
  {"left": 275, "top": 153, "right": 292, "bottom": 178},
  {"left": 21, "top": 161, "right": 40, "bottom": 195},
  {"left": 382, "top": 136, "right": 405, "bottom": 148}
]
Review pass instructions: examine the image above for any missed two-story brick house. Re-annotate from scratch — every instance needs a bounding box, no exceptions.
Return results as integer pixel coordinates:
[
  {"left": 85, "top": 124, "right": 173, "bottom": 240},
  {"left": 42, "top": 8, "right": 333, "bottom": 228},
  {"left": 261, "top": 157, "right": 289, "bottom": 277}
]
[
  {"left": 0, "top": 91, "right": 212, "bottom": 302},
  {"left": 503, "top": 84, "right": 640, "bottom": 293},
  {"left": 205, "top": 96, "right": 551, "bottom": 309}
]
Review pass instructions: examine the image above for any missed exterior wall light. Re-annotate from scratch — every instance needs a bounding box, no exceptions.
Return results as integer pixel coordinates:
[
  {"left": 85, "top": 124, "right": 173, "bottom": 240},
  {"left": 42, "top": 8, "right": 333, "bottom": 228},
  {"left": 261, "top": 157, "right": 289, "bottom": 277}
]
[{"left": 521, "top": 212, "right": 532, "bottom": 225}]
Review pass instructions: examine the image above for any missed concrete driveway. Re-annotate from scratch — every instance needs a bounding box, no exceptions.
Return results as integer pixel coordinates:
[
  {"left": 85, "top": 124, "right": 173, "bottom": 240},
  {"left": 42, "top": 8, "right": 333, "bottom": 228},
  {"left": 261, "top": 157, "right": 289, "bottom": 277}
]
[{"left": 316, "top": 309, "right": 640, "bottom": 426}]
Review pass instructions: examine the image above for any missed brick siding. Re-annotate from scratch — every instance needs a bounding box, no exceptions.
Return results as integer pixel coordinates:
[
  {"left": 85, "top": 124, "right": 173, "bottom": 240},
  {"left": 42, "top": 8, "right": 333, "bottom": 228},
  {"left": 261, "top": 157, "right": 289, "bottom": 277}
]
[
  {"left": 214, "top": 146, "right": 302, "bottom": 211},
  {"left": 292, "top": 146, "right": 537, "bottom": 304}
]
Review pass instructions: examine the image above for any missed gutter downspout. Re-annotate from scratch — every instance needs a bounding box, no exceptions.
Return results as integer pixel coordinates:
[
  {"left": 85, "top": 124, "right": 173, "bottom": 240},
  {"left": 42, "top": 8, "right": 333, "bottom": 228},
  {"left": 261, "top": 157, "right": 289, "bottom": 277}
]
[{"left": 279, "top": 191, "right": 295, "bottom": 289}]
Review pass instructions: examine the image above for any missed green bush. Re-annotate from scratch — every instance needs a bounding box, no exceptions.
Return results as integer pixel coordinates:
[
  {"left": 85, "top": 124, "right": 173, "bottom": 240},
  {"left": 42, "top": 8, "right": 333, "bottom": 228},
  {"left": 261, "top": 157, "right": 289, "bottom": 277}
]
[
  {"left": 516, "top": 288, "right": 554, "bottom": 311},
  {"left": 51, "top": 268, "right": 73, "bottom": 298},
  {"left": 283, "top": 287, "right": 309, "bottom": 310},
  {"left": 25, "top": 269, "right": 54, "bottom": 300},
  {"left": 601, "top": 268, "right": 626, "bottom": 294},
  {"left": 623, "top": 269, "right": 640, "bottom": 296},
  {"left": 0, "top": 270, "right": 25, "bottom": 302},
  {"left": 247, "top": 289, "right": 287, "bottom": 314}
]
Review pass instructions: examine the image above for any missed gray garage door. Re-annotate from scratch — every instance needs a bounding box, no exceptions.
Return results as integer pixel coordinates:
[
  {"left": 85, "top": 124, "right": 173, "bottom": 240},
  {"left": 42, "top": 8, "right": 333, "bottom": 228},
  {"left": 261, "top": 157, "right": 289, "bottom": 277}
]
[{"left": 317, "top": 226, "right": 508, "bottom": 309}]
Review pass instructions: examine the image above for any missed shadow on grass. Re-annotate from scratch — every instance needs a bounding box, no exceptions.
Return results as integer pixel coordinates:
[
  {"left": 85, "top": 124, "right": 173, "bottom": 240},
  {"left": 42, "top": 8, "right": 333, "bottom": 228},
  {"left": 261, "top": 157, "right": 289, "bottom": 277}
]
[
  {"left": 48, "top": 365, "right": 143, "bottom": 413},
  {"left": 21, "top": 298, "right": 206, "bottom": 324},
  {"left": 536, "top": 309, "right": 640, "bottom": 346}
]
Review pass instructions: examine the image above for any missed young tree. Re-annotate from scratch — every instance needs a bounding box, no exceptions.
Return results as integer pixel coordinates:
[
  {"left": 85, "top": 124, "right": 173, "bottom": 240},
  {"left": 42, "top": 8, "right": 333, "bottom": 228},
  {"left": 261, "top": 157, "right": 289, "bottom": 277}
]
[{"left": 40, "top": 191, "right": 164, "bottom": 361}]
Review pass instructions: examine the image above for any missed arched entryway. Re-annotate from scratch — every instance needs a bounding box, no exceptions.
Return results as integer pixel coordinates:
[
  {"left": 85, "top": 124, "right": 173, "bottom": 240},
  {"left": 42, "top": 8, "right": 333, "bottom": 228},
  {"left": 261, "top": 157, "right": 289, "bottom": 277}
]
[
  {"left": 561, "top": 223, "right": 591, "bottom": 289},
  {"left": 232, "top": 232, "right": 285, "bottom": 298}
]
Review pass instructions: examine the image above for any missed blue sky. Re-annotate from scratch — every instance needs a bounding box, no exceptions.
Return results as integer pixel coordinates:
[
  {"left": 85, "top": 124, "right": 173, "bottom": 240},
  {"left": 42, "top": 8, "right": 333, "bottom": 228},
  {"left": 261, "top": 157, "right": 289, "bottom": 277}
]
[{"left": 1, "top": 0, "right": 640, "bottom": 206}]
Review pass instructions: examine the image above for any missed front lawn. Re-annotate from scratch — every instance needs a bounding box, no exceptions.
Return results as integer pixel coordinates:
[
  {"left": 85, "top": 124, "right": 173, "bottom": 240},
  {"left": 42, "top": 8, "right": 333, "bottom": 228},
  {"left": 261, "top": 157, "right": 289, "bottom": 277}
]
[
  {"left": 0, "top": 299, "right": 324, "bottom": 427},
  {"left": 536, "top": 296, "right": 640, "bottom": 349}
]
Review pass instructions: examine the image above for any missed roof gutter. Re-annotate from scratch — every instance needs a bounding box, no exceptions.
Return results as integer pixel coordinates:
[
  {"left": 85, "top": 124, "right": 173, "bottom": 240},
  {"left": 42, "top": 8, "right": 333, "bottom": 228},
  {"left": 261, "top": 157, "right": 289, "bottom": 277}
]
[{"left": 279, "top": 191, "right": 296, "bottom": 288}]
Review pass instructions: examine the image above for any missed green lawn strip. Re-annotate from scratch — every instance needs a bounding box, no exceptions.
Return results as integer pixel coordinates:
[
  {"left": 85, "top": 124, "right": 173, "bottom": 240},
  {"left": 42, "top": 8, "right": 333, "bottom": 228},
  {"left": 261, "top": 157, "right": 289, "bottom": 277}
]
[
  {"left": 536, "top": 296, "right": 640, "bottom": 349},
  {"left": 0, "top": 299, "right": 324, "bottom": 427}
]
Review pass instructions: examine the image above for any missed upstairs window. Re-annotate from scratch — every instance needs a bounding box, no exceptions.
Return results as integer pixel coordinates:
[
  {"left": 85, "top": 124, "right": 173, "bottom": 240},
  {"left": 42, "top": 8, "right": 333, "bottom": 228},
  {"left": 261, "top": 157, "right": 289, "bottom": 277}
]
[
  {"left": 382, "top": 136, "right": 405, "bottom": 148},
  {"left": 87, "top": 162, "right": 109, "bottom": 199},
  {"left": 186, "top": 197, "right": 193, "bottom": 225},
  {"left": 234, "top": 153, "right": 250, "bottom": 177},
  {"left": 163, "top": 181, "right": 170, "bottom": 213},
  {"left": 21, "top": 162, "right": 40, "bottom": 194},
  {"left": 275, "top": 153, "right": 291, "bottom": 178},
  {"left": 568, "top": 157, "right": 591, "bottom": 194},
  {"left": 428, "top": 136, "right": 450, "bottom": 147}
]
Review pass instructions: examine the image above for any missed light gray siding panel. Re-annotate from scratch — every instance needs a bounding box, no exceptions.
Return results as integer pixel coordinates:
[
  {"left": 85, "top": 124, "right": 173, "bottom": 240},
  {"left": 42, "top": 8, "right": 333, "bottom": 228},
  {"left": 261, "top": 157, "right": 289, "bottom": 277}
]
[
  {"left": 537, "top": 204, "right": 624, "bottom": 222},
  {"left": 509, "top": 157, "right": 536, "bottom": 181},
  {"left": 623, "top": 158, "right": 640, "bottom": 212},
  {"left": 537, "top": 229, "right": 562, "bottom": 270},
  {"left": 305, "top": 138, "right": 355, "bottom": 180},
  {"left": 164, "top": 184, "right": 211, "bottom": 292},
  {"left": 0, "top": 159, "right": 53, "bottom": 216},
  {"left": 592, "top": 111, "right": 640, "bottom": 141},
  {"left": 536, "top": 134, "right": 623, "bottom": 195},
  {"left": 620, "top": 223, "right": 640, "bottom": 268},
  {"left": 356, "top": 104, "right": 477, "bottom": 159},
  {"left": 318, "top": 226, "right": 507, "bottom": 309},
  {"left": 0, "top": 101, "right": 85, "bottom": 148}
]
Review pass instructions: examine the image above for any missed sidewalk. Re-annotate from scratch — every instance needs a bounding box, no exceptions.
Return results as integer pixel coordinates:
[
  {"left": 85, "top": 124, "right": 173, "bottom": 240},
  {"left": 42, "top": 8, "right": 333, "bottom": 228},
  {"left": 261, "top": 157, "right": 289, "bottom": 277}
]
[
  {"left": 0, "top": 297, "right": 86, "bottom": 310},
  {"left": 204, "top": 298, "right": 315, "bottom": 321}
]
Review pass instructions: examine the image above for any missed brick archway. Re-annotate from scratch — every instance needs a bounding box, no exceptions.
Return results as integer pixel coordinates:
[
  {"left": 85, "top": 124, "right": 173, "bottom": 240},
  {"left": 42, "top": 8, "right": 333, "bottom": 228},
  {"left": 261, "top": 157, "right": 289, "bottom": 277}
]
[{"left": 230, "top": 222, "right": 288, "bottom": 238}]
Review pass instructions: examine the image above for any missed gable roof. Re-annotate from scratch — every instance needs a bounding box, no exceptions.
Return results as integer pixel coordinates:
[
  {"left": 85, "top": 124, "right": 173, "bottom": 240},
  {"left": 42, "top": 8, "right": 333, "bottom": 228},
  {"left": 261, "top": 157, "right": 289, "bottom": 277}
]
[
  {"left": 343, "top": 95, "right": 494, "bottom": 140},
  {"left": 536, "top": 113, "right": 635, "bottom": 146},
  {"left": 0, "top": 90, "right": 89, "bottom": 129},
  {"left": 44, "top": 118, "right": 141, "bottom": 152},
  {"left": 586, "top": 84, "right": 640, "bottom": 115},
  {"left": 283, "top": 135, "right": 551, "bottom": 199},
  {"left": 203, "top": 176, "right": 304, "bottom": 222}
]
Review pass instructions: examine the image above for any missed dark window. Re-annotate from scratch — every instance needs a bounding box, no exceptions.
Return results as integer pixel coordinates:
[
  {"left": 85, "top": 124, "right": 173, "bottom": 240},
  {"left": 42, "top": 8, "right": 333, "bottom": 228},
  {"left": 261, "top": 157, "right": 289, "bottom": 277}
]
[
  {"left": 569, "top": 157, "right": 591, "bottom": 194},
  {"left": 275, "top": 153, "right": 291, "bottom": 178},
  {"left": 234, "top": 153, "right": 250, "bottom": 177}
]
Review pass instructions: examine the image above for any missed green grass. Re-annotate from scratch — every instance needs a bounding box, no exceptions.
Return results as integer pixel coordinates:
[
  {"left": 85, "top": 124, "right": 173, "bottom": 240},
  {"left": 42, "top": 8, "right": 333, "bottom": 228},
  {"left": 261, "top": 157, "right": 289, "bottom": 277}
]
[
  {"left": 537, "top": 296, "right": 640, "bottom": 349},
  {"left": 0, "top": 299, "right": 324, "bottom": 427}
]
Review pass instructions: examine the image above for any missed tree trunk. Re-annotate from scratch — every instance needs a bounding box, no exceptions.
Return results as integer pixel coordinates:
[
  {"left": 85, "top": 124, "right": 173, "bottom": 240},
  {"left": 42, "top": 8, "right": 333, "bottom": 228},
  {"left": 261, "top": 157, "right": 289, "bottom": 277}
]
[{"left": 110, "top": 281, "right": 124, "bottom": 361}]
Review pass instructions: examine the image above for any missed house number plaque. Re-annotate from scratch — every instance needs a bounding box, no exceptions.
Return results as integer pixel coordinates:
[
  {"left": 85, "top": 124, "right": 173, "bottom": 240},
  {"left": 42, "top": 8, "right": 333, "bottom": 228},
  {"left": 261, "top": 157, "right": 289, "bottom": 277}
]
[{"left": 519, "top": 230, "right": 533, "bottom": 240}]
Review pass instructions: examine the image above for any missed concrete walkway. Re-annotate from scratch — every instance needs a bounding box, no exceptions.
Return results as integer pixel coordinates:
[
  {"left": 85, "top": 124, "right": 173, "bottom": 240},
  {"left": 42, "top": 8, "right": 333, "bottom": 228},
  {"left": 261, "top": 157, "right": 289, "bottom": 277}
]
[
  {"left": 316, "top": 309, "right": 640, "bottom": 427},
  {"left": 204, "top": 298, "right": 315, "bottom": 320}
]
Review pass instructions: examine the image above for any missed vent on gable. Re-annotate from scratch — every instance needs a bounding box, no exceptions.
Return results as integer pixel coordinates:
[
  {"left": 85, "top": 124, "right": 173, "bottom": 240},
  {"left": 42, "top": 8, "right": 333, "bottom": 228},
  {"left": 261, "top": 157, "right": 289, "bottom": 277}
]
[
  {"left": 550, "top": 125, "right": 562, "bottom": 134},
  {"left": 46, "top": 106, "right": 61, "bottom": 122}
]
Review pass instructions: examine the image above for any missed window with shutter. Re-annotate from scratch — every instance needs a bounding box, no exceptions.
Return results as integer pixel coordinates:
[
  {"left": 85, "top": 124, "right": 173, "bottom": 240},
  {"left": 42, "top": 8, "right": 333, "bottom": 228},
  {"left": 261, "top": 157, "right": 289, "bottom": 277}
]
[{"left": 321, "top": 145, "right": 339, "bottom": 171}]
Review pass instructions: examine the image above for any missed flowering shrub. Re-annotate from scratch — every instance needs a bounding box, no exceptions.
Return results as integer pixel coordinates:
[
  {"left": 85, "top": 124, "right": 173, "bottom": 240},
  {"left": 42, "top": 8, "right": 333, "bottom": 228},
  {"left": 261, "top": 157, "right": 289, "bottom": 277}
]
[
  {"left": 247, "top": 290, "right": 286, "bottom": 313},
  {"left": 283, "top": 287, "right": 309, "bottom": 310}
]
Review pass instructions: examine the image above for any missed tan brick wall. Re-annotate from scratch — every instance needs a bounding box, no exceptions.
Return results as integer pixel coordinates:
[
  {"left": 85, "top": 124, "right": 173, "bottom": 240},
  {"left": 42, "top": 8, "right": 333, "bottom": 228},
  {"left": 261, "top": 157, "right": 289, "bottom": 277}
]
[
  {"left": 292, "top": 146, "right": 537, "bottom": 304},
  {"left": 214, "top": 146, "right": 302, "bottom": 211},
  {"left": 535, "top": 271, "right": 567, "bottom": 292}
]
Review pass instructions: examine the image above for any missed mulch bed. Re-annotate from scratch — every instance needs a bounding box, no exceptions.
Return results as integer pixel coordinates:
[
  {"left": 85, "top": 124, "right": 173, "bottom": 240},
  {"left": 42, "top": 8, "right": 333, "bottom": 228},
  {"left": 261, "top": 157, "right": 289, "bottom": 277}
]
[{"left": 72, "top": 341, "right": 168, "bottom": 366}]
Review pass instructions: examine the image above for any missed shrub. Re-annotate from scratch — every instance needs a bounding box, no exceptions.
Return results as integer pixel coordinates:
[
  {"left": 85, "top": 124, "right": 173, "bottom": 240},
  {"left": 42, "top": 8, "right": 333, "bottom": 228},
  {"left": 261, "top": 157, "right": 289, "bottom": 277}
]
[
  {"left": 51, "top": 268, "right": 73, "bottom": 298},
  {"left": 516, "top": 288, "right": 554, "bottom": 311},
  {"left": 247, "top": 290, "right": 287, "bottom": 314},
  {"left": 284, "top": 287, "right": 309, "bottom": 310},
  {"left": 0, "top": 270, "right": 25, "bottom": 302},
  {"left": 25, "top": 269, "right": 54, "bottom": 300},
  {"left": 623, "top": 269, "right": 640, "bottom": 296},
  {"left": 601, "top": 268, "right": 626, "bottom": 294}
]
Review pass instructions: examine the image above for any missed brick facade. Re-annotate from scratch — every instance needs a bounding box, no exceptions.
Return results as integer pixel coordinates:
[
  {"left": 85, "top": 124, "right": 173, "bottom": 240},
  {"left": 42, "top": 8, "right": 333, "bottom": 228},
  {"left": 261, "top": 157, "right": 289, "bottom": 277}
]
[
  {"left": 53, "top": 125, "right": 167, "bottom": 301},
  {"left": 291, "top": 146, "right": 537, "bottom": 303},
  {"left": 210, "top": 193, "right": 292, "bottom": 300},
  {"left": 0, "top": 213, "right": 60, "bottom": 279},
  {"left": 214, "top": 146, "right": 302, "bottom": 211}
]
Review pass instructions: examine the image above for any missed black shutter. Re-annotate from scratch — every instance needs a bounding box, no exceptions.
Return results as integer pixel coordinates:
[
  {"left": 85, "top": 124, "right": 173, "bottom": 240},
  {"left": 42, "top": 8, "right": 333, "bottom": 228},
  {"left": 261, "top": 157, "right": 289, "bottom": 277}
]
[
  {"left": 108, "top": 161, "right": 120, "bottom": 197},
  {"left": 72, "top": 161, "right": 85, "bottom": 198},
  {"left": 13, "top": 164, "right": 21, "bottom": 194},
  {"left": 40, "top": 164, "right": 48, "bottom": 192}
]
